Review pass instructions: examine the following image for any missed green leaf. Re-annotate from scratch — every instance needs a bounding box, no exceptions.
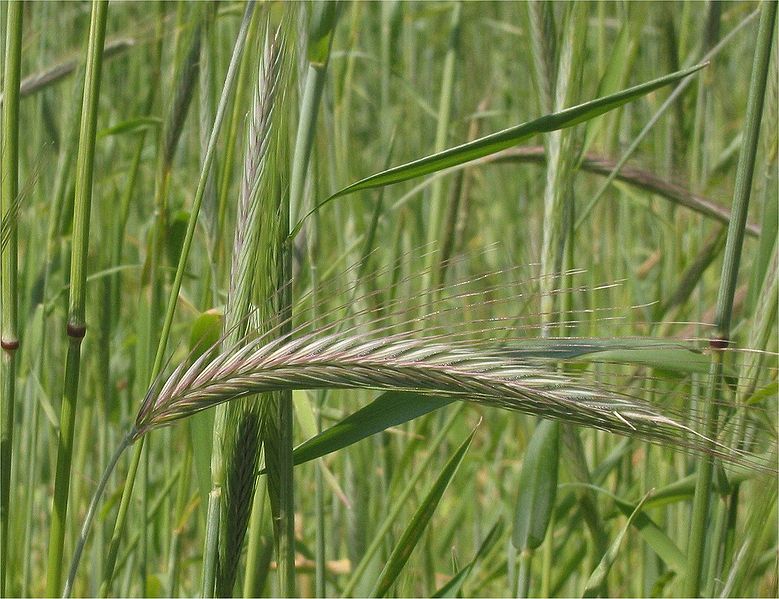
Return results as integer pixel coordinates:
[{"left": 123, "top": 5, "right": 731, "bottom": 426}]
[
  {"left": 289, "top": 391, "right": 453, "bottom": 467},
  {"left": 307, "top": 0, "right": 339, "bottom": 67},
  {"left": 187, "top": 308, "right": 224, "bottom": 360},
  {"left": 579, "top": 348, "right": 713, "bottom": 376},
  {"left": 501, "top": 338, "right": 698, "bottom": 360},
  {"left": 432, "top": 519, "right": 504, "bottom": 598},
  {"left": 292, "top": 62, "right": 707, "bottom": 238},
  {"left": 187, "top": 308, "right": 223, "bottom": 506},
  {"left": 501, "top": 338, "right": 735, "bottom": 377},
  {"left": 611, "top": 496, "right": 686, "bottom": 574},
  {"left": 512, "top": 420, "right": 560, "bottom": 551},
  {"left": 370, "top": 426, "right": 477, "bottom": 597},
  {"left": 98, "top": 116, "right": 162, "bottom": 138},
  {"left": 583, "top": 492, "right": 653, "bottom": 597}
]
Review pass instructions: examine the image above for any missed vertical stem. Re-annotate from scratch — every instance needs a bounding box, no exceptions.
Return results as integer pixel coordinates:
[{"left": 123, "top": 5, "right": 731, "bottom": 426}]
[
  {"left": 98, "top": 5, "right": 255, "bottom": 592},
  {"left": 0, "top": 2, "right": 22, "bottom": 595},
  {"left": 425, "top": 1, "right": 461, "bottom": 285},
  {"left": 264, "top": 5, "right": 338, "bottom": 595},
  {"left": 45, "top": 2, "right": 108, "bottom": 595},
  {"left": 684, "top": 2, "right": 776, "bottom": 596}
]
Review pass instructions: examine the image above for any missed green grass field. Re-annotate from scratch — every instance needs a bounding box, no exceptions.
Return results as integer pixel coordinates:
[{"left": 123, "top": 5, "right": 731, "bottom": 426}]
[{"left": 1, "top": 1, "right": 777, "bottom": 597}]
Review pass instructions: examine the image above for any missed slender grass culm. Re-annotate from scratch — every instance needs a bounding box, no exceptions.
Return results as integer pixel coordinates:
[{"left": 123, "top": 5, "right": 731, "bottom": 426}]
[
  {"left": 6, "top": 3, "right": 778, "bottom": 597},
  {"left": 685, "top": 2, "right": 776, "bottom": 595},
  {"left": 44, "top": 2, "right": 108, "bottom": 595},
  {"left": 0, "top": 2, "right": 23, "bottom": 596}
]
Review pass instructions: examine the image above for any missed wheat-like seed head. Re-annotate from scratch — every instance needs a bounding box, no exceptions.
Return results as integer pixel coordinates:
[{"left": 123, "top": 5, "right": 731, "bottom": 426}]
[{"left": 133, "top": 324, "right": 754, "bottom": 464}]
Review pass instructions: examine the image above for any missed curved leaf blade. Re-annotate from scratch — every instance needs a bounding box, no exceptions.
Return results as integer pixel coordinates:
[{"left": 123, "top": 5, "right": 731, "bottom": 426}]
[
  {"left": 317, "top": 63, "right": 706, "bottom": 207},
  {"left": 370, "top": 425, "right": 477, "bottom": 597},
  {"left": 289, "top": 391, "right": 453, "bottom": 468}
]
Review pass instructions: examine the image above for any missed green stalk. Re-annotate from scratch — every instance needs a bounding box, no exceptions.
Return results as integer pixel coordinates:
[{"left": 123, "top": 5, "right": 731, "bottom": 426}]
[
  {"left": 0, "top": 2, "right": 22, "bottom": 595},
  {"left": 289, "top": 0, "right": 338, "bottom": 226},
  {"left": 425, "top": 1, "right": 461, "bottom": 285},
  {"left": 263, "top": 5, "right": 339, "bottom": 596},
  {"left": 99, "top": 4, "right": 256, "bottom": 593},
  {"left": 45, "top": 2, "right": 108, "bottom": 594},
  {"left": 684, "top": 2, "right": 776, "bottom": 596},
  {"left": 516, "top": 550, "right": 532, "bottom": 598}
]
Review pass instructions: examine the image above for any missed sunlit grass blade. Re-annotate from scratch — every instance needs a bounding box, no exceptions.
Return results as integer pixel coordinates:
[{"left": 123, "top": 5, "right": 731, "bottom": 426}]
[
  {"left": 292, "top": 62, "right": 708, "bottom": 237},
  {"left": 369, "top": 425, "right": 476, "bottom": 597},
  {"left": 583, "top": 492, "right": 652, "bottom": 597},
  {"left": 288, "top": 391, "right": 452, "bottom": 468}
]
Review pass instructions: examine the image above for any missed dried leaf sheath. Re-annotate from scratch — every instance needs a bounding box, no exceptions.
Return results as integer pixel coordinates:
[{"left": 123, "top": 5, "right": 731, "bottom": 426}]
[{"left": 135, "top": 329, "right": 726, "bottom": 457}]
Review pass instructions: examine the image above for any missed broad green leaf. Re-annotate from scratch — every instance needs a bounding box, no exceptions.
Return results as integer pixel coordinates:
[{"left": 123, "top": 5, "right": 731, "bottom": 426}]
[
  {"left": 512, "top": 420, "right": 560, "bottom": 551},
  {"left": 187, "top": 309, "right": 223, "bottom": 506},
  {"left": 583, "top": 492, "right": 653, "bottom": 597},
  {"left": 307, "top": 0, "right": 339, "bottom": 67},
  {"left": 290, "top": 391, "right": 453, "bottom": 467},
  {"left": 578, "top": 348, "right": 713, "bottom": 376},
  {"left": 293, "top": 62, "right": 706, "bottom": 237},
  {"left": 502, "top": 338, "right": 734, "bottom": 378},
  {"left": 370, "top": 426, "right": 477, "bottom": 597}
]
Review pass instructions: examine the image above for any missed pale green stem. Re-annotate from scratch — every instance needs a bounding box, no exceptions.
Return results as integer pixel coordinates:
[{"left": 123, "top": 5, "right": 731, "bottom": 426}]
[
  {"left": 425, "top": 1, "right": 461, "bottom": 286},
  {"left": 516, "top": 550, "right": 532, "bottom": 598},
  {"left": 684, "top": 2, "right": 775, "bottom": 596},
  {"left": 45, "top": 2, "right": 108, "bottom": 594},
  {"left": 98, "top": 5, "right": 256, "bottom": 592},
  {"left": 0, "top": 2, "right": 22, "bottom": 595}
]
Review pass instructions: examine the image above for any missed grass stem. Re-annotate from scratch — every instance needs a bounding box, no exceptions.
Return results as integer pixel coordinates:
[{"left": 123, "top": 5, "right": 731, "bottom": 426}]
[
  {"left": 44, "top": 3, "right": 108, "bottom": 593},
  {"left": 684, "top": 2, "right": 776, "bottom": 595},
  {"left": 0, "top": 1, "right": 22, "bottom": 595}
]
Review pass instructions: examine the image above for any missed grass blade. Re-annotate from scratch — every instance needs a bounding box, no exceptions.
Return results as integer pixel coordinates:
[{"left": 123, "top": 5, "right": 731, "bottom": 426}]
[
  {"left": 289, "top": 391, "right": 453, "bottom": 467},
  {"left": 369, "top": 424, "right": 477, "bottom": 597},
  {"left": 582, "top": 492, "right": 652, "bottom": 597},
  {"left": 292, "top": 62, "right": 707, "bottom": 236}
]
